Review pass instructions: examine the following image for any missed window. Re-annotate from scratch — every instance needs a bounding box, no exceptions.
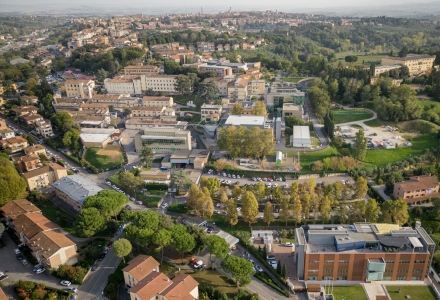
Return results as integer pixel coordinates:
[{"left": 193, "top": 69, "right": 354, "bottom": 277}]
[
  {"left": 383, "top": 276, "right": 392, "bottom": 280},
  {"left": 337, "top": 276, "right": 347, "bottom": 280},
  {"left": 396, "top": 276, "right": 406, "bottom": 280},
  {"left": 307, "top": 276, "right": 318, "bottom": 280},
  {"left": 399, "top": 260, "right": 410, "bottom": 264},
  {"left": 308, "top": 270, "right": 318, "bottom": 273},
  {"left": 385, "top": 269, "right": 393, "bottom": 273},
  {"left": 413, "top": 269, "right": 423, "bottom": 273},
  {"left": 309, "top": 260, "right": 319, "bottom": 264},
  {"left": 323, "top": 270, "right": 333, "bottom": 273},
  {"left": 338, "top": 269, "right": 348, "bottom": 273},
  {"left": 411, "top": 276, "right": 422, "bottom": 280},
  {"left": 339, "top": 260, "right": 349, "bottom": 264},
  {"left": 398, "top": 269, "right": 408, "bottom": 273},
  {"left": 414, "top": 260, "right": 425, "bottom": 264},
  {"left": 324, "top": 260, "right": 334, "bottom": 264}
]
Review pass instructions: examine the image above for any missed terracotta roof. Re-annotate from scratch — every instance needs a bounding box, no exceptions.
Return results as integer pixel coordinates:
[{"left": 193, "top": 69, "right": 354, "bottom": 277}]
[
  {"left": 0, "top": 199, "right": 40, "bottom": 220},
  {"left": 12, "top": 105, "right": 38, "bottom": 113},
  {"left": 129, "top": 272, "right": 172, "bottom": 299},
  {"left": 91, "top": 95, "right": 121, "bottom": 101},
  {"left": 2, "top": 136, "right": 27, "bottom": 144},
  {"left": 0, "top": 287, "right": 7, "bottom": 300},
  {"left": 125, "top": 65, "right": 158, "bottom": 69},
  {"left": 394, "top": 175, "right": 439, "bottom": 192},
  {"left": 22, "top": 114, "right": 43, "bottom": 122},
  {"left": 160, "top": 274, "right": 199, "bottom": 300},
  {"left": 28, "top": 230, "right": 76, "bottom": 259},
  {"left": 23, "top": 144, "right": 46, "bottom": 155},
  {"left": 65, "top": 79, "right": 94, "bottom": 85},
  {"left": 21, "top": 165, "right": 51, "bottom": 179},
  {"left": 80, "top": 103, "right": 110, "bottom": 109},
  {"left": 13, "top": 154, "right": 40, "bottom": 163},
  {"left": 123, "top": 255, "right": 160, "bottom": 281},
  {"left": 12, "top": 212, "right": 58, "bottom": 239}
]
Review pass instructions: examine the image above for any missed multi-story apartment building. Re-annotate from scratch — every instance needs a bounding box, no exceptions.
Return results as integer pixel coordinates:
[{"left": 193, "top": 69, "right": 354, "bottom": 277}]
[
  {"left": 134, "top": 128, "right": 192, "bottom": 154},
  {"left": 104, "top": 76, "right": 143, "bottom": 95},
  {"left": 13, "top": 154, "right": 41, "bottom": 173},
  {"left": 21, "top": 113, "right": 43, "bottom": 127},
  {"left": 131, "top": 106, "right": 166, "bottom": 118},
  {"left": 368, "top": 64, "right": 401, "bottom": 76},
  {"left": 204, "top": 77, "right": 234, "bottom": 96},
  {"left": 197, "top": 42, "right": 215, "bottom": 52},
  {"left": 247, "top": 80, "right": 265, "bottom": 96},
  {"left": 141, "top": 96, "right": 174, "bottom": 108},
  {"left": 123, "top": 255, "right": 160, "bottom": 288},
  {"left": 0, "top": 118, "right": 15, "bottom": 140},
  {"left": 0, "top": 136, "right": 28, "bottom": 153},
  {"left": 381, "top": 54, "right": 436, "bottom": 75},
  {"left": 201, "top": 104, "right": 223, "bottom": 122},
  {"left": 143, "top": 75, "right": 176, "bottom": 93},
  {"left": 295, "top": 222, "right": 434, "bottom": 282},
  {"left": 22, "top": 163, "right": 68, "bottom": 191},
  {"left": 65, "top": 79, "right": 95, "bottom": 99},
  {"left": 23, "top": 144, "right": 47, "bottom": 157},
  {"left": 393, "top": 175, "right": 439, "bottom": 205},
  {"left": 198, "top": 64, "right": 233, "bottom": 77},
  {"left": 52, "top": 98, "right": 85, "bottom": 112},
  {"left": 227, "top": 78, "right": 249, "bottom": 101},
  {"left": 35, "top": 119, "right": 54, "bottom": 138},
  {"left": 124, "top": 65, "right": 160, "bottom": 76}
]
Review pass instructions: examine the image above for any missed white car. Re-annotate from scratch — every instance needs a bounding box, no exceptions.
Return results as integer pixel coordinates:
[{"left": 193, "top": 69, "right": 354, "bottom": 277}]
[
  {"left": 21, "top": 259, "right": 28, "bottom": 265},
  {"left": 36, "top": 268, "right": 45, "bottom": 274},
  {"left": 269, "top": 261, "right": 277, "bottom": 270},
  {"left": 67, "top": 287, "right": 78, "bottom": 293},
  {"left": 237, "top": 175, "right": 240, "bottom": 179},
  {"left": 216, "top": 203, "right": 221, "bottom": 207},
  {"left": 106, "top": 182, "right": 111, "bottom": 186},
  {"left": 136, "top": 201, "right": 143, "bottom": 205},
  {"left": 161, "top": 203, "right": 168, "bottom": 209},
  {"left": 14, "top": 248, "right": 20, "bottom": 254},
  {"left": 285, "top": 242, "right": 293, "bottom": 247},
  {"left": 61, "top": 280, "right": 71, "bottom": 286},
  {"left": 255, "top": 265, "right": 263, "bottom": 272},
  {"left": 236, "top": 207, "right": 241, "bottom": 211}
]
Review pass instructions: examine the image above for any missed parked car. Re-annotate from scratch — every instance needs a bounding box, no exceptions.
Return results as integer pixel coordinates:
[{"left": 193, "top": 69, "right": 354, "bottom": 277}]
[
  {"left": 215, "top": 203, "right": 221, "bottom": 207},
  {"left": 136, "top": 201, "right": 143, "bottom": 205},
  {"left": 107, "top": 241, "right": 113, "bottom": 248},
  {"left": 36, "top": 268, "right": 45, "bottom": 274},
  {"left": 189, "top": 259, "right": 198, "bottom": 266},
  {"left": 269, "top": 261, "right": 277, "bottom": 270},
  {"left": 16, "top": 254, "right": 24, "bottom": 260},
  {"left": 193, "top": 260, "right": 204, "bottom": 269},
  {"left": 102, "top": 248, "right": 109, "bottom": 254},
  {"left": 14, "top": 248, "right": 21, "bottom": 255},
  {"left": 61, "top": 281, "right": 71, "bottom": 287},
  {"left": 21, "top": 259, "right": 28, "bottom": 265},
  {"left": 33, "top": 265, "right": 44, "bottom": 272},
  {"left": 255, "top": 265, "right": 263, "bottom": 272},
  {"left": 266, "top": 255, "right": 276, "bottom": 260},
  {"left": 91, "top": 264, "right": 98, "bottom": 271},
  {"left": 0, "top": 274, "right": 8, "bottom": 281},
  {"left": 285, "top": 242, "right": 293, "bottom": 247},
  {"left": 67, "top": 287, "right": 78, "bottom": 293},
  {"left": 98, "top": 253, "right": 106, "bottom": 261}
]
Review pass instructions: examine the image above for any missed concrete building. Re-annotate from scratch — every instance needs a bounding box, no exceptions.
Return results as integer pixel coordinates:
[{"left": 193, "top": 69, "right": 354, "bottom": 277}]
[
  {"left": 201, "top": 104, "right": 222, "bottom": 122},
  {"left": 291, "top": 126, "right": 310, "bottom": 148},
  {"left": 23, "top": 144, "right": 47, "bottom": 157},
  {"left": 266, "top": 87, "right": 306, "bottom": 108},
  {"left": 141, "top": 96, "right": 174, "bottom": 108},
  {"left": 224, "top": 115, "right": 268, "bottom": 129},
  {"left": 11, "top": 212, "right": 58, "bottom": 243},
  {"left": 143, "top": 75, "right": 177, "bottom": 93},
  {"left": 13, "top": 154, "right": 41, "bottom": 173},
  {"left": 134, "top": 128, "right": 192, "bottom": 154},
  {"left": 381, "top": 54, "right": 436, "bottom": 75},
  {"left": 52, "top": 98, "right": 85, "bottom": 112},
  {"left": 11, "top": 105, "right": 38, "bottom": 117},
  {"left": 65, "top": 79, "right": 95, "bottom": 99},
  {"left": 52, "top": 175, "right": 102, "bottom": 211},
  {"left": 125, "top": 119, "right": 188, "bottom": 130},
  {"left": 22, "top": 163, "right": 68, "bottom": 191},
  {"left": 282, "top": 103, "right": 304, "bottom": 121},
  {"left": 295, "top": 222, "right": 434, "bottom": 282},
  {"left": 0, "top": 136, "right": 28, "bottom": 153},
  {"left": 104, "top": 76, "right": 143, "bottom": 95},
  {"left": 131, "top": 106, "right": 166, "bottom": 118},
  {"left": 227, "top": 78, "right": 249, "bottom": 101},
  {"left": 0, "top": 118, "right": 15, "bottom": 140},
  {"left": 35, "top": 119, "right": 54, "bottom": 138},
  {"left": 393, "top": 175, "right": 439, "bottom": 205},
  {"left": 21, "top": 113, "right": 43, "bottom": 127},
  {"left": 368, "top": 64, "right": 401, "bottom": 76},
  {"left": 0, "top": 199, "right": 40, "bottom": 226},
  {"left": 124, "top": 65, "right": 160, "bottom": 75},
  {"left": 80, "top": 133, "right": 113, "bottom": 148},
  {"left": 247, "top": 80, "right": 265, "bottom": 96},
  {"left": 139, "top": 169, "right": 171, "bottom": 182},
  {"left": 198, "top": 64, "right": 233, "bottom": 77},
  {"left": 123, "top": 255, "right": 160, "bottom": 288}
]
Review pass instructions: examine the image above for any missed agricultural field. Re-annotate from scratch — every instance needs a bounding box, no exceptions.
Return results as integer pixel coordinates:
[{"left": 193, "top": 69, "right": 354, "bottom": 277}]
[
  {"left": 332, "top": 108, "right": 373, "bottom": 124},
  {"left": 85, "top": 145, "right": 124, "bottom": 170}
]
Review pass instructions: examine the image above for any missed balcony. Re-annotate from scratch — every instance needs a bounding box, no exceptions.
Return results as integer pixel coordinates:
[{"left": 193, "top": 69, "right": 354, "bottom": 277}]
[{"left": 366, "top": 270, "right": 384, "bottom": 281}]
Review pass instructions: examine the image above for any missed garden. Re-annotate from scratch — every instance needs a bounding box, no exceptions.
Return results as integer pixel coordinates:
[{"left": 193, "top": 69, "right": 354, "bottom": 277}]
[
  {"left": 331, "top": 286, "right": 368, "bottom": 300},
  {"left": 15, "top": 280, "right": 72, "bottom": 300}
]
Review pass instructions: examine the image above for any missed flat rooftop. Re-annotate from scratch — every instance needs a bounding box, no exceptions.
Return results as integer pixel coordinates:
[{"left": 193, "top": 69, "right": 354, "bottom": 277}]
[{"left": 224, "top": 115, "right": 266, "bottom": 126}]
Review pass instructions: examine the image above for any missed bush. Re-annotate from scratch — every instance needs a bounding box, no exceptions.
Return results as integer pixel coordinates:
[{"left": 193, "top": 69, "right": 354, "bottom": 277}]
[
  {"left": 56, "top": 264, "right": 87, "bottom": 284},
  {"left": 254, "top": 273, "right": 289, "bottom": 297}
]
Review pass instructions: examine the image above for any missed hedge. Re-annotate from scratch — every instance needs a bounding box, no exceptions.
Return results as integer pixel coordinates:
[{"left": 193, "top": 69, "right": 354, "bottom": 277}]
[{"left": 254, "top": 272, "right": 289, "bottom": 297}]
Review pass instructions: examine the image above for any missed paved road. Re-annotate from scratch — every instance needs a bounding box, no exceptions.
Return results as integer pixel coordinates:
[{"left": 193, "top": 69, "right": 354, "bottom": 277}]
[
  {"left": 304, "top": 94, "right": 329, "bottom": 147},
  {"left": 333, "top": 103, "right": 378, "bottom": 127},
  {"left": 0, "top": 232, "right": 70, "bottom": 299}
]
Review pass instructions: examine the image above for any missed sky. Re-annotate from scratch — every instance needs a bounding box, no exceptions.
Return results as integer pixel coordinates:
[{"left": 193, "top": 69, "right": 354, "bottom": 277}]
[{"left": 2, "top": 0, "right": 427, "bottom": 8}]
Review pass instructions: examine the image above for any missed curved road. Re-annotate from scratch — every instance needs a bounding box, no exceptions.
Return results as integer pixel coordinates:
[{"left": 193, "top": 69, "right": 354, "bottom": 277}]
[{"left": 333, "top": 103, "right": 378, "bottom": 127}]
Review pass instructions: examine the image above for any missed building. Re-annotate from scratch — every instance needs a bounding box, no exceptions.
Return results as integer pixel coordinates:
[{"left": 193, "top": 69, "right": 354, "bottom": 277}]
[
  {"left": 282, "top": 103, "right": 304, "bottom": 121},
  {"left": 198, "top": 64, "right": 233, "bottom": 77},
  {"left": 247, "top": 80, "right": 265, "bottom": 96},
  {"left": 266, "top": 87, "right": 306, "bottom": 108},
  {"left": 201, "top": 104, "right": 222, "bottom": 122},
  {"left": 104, "top": 76, "right": 143, "bottom": 95},
  {"left": 13, "top": 154, "right": 41, "bottom": 173},
  {"left": 11, "top": 105, "right": 38, "bottom": 117},
  {"left": 141, "top": 96, "right": 174, "bottom": 108},
  {"left": 168, "top": 149, "right": 210, "bottom": 169},
  {"left": 393, "top": 175, "right": 439, "bottom": 205},
  {"left": 28, "top": 230, "right": 77, "bottom": 268},
  {"left": 123, "top": 255, "right": 160, "bottom": 288},
  {"left": 65, "top": 79, "right": 95, "bottom": 99},
  {"left": 21, "top": 113, "right": 43, "bottom": 126},
  {"left": 368, "top": 64, "right": 401, "bottom": 76},
  {"left": 0, "top": 287, "right": 8, "bottom": 300},
  {"left": 381, "top": 54, "right": 436, "bottom": 75},
  {"left": 295, "top": 222, "right": 434, "bottom": 282},
  {"left": 131, "top": 106, "right": 166, "bottom": 118},
  {"left": 224, "top": 115, "right": 268, "bottom": 130},
  {"left": 134, "top": 128, "right": 192, "bottom": 154},
  {"left": 125, "top": 119, "right": 188, "bottom": 130},
  {"left": 23, "top": 144, "right": 46, "bottom": 156},
  {"left": 22, "top": 163, "right": 68, "bottom": 191},
  {"left": 143, "top": 75, "right": 177, "bottom": 93},
  {"left": 0, "top": 126, "right": 15, "bottom": 140},
  {"left": 52, "top": 98, "right": 85, "bottom": 112},
  {"left": 35, "top": 119, "right": 54, "bottom": 138},
  {"left": 291, "top": 126, "right": 310, "bottom": 148},
  {"left": 139, "top": 169, "right": 171, "bottom": 182},
  {"left": 227, "top": 78, "right": 249, "bottom": 101},
  {"left": 0, "top": 136, "right": 28, "bottom": 153},
  {"left": 11, "top": 212, "right": 58, "bottom": 242},
  {"left": 80, "top": 133, "right": 113, "bottom": 148},
  {"left": 124, "top": 65, "right": 160, "bottom": 76},
  {"left": 0, "top": 199, "right": 41, "bottom": 226},
  {"left": 52, "top": 175, "right": 103, "bottom": 211}
]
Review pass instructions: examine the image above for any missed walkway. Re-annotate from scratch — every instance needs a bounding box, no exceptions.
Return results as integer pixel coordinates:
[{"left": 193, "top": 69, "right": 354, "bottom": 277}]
[
  {"left": 362, "top": 282, "right": 388, "bottom": 300},
  {"left": 333, "top": 103, "right": 378, "bottom": 127}
]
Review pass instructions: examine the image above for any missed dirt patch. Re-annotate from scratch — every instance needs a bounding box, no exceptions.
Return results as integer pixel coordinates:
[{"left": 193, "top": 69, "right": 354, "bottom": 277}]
[{"left": 96, "top": 145, "right": 123, "bottom": 159}]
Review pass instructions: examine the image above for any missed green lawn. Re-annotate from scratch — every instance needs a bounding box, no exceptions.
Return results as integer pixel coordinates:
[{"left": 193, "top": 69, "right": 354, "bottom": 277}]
[
  {"left": 286, "top": 147, "right": 339, "bottom": 171},
  {"left": 386, "top": 286, "right": 436, "bottom": 300},
  {"left": 174, "top": 95, "right": 199, "bottom": 106},
  {"left": 364, "top": 119, "right": 382, "bottom": 127},
  {"left": 85, "top": 147, "right": 124, "bottom": 170},
  {"left": 332, "top": 108, "right": 373, "bottom": 124},
  {"left": 35, "top": 201, "right": 76, "bottom": 232},
  {"left": 310, "top": 132, "right": 320, "bottom": 147},
  {"left": 418, "top": 99, "right": 440, "bottom": 114},
  {"left": 331, "top": 286, "right": 368, "bottom": 300},
  {"left": 184, "top": 269, "right": 238, "bottom": 297},
  {"left": 331, "top": 52, "right": 383, "bottom": 67},
  {"left": 363, "top": 134, "right": 439, "bottom": 166},
  {"left": 137, "top": 193, "right": 162, "bottom": 207},
  {"left": 281, "top": 77, "right": 301, "bottom": 83}
]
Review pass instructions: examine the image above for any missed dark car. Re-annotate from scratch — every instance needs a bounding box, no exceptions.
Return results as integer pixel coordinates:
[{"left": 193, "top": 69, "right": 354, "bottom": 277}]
[
  {"left": 16, "top": 254, "right": 24, "bottom": 260},
  {"left": 0, "top": 275, "right": 9, "bottom": 281},
  {"left": 91, "top": 264, "right": 98, "bottom": 271},
  {"left": 98, "top": 253, "right": 106, "bottom": 261},
  {"left": 107, "top": 241, "right": 113, "bottom": 248}
]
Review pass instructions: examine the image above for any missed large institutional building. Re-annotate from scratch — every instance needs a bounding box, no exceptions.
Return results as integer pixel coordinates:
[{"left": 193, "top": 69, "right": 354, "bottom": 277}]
[
  {"left": 295, "top": 222, "right": 434, "bottom": 282},
  {"left": 104, "top": 75, "right": 177, "bottom": 95},
  {"left": 381, "top": 54, "right": 436, "bottom": 75}
]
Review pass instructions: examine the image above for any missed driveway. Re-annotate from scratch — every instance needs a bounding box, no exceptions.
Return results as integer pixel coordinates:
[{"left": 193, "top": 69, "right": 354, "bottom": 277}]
[{"left": 0, "top": 232, "right": 71, "bottom": 299}]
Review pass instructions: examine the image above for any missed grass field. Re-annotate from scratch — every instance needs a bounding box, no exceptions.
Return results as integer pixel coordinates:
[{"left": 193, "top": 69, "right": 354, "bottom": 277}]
[
  {"left": 363, "top": 134, "right": 438, "bottom": 166},
  {"left": 137, "top": 192, "right": 162, "bottom": 207},
  {"left": 386, "top": 286, "right": 436, "bottom": 300},
  {"left": 286, "top": 146, "right": 339, "bottom": 171},
  {"left": 36, "top": 201, "right": 76, "bottom": 232},
  {"left": 281, "top": 77, "right": 302, "bottom": 83},
  {"left": 364, "top": 119, "right": 383, "bottom": 127},
  {"left": 418, "top": 99, "right": 440, "bottom": 114},
  {"left": 184, "top": 269, "right": 238, "bottom": 297},
  {"left": 332, "top": 108, "right": 373, "bottom": 124},
  {"left": 85, "top": 146, "right": 124, "bottom": 170},
  {"left": 331, "top": 286, "right": 368, "bottom": 300},
  {"left": 174, "top": 95, "right": 199, "bottom": 106},
  {"left": 331, "top": 51, "right": 383, "bottom": 67}
]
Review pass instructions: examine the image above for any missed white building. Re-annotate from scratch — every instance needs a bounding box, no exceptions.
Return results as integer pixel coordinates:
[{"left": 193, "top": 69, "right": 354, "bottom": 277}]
[
  {"left": 65, "top": 80, "right": 95, "bottom": 99},
  {"left": 291, "top": 126, "right": 310, "bottom": 148},
  {"left": 104, "top": 76, "right": 143, "bottom": 95},
  {"left": 224, "top": 115, "right": 268, "bottom": 130}
]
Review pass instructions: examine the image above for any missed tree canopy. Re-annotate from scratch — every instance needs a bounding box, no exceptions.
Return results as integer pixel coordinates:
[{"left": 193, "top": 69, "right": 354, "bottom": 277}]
[{"left": 0, "top": 157, "right": 27, "bottom": 206}]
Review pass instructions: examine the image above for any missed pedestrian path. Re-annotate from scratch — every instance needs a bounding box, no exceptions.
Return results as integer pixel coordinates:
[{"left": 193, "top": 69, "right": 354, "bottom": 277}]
[{"left": 362, "top": 282, "right": 388, "bottom": 300}]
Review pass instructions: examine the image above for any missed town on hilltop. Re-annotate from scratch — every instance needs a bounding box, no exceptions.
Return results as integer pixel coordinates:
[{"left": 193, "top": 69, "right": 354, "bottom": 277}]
[{"left": 0, "top": 7, "right": 440, "bottom": 300}]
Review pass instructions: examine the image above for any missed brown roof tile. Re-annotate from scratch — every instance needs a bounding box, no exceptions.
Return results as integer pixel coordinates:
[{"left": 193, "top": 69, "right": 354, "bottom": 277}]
[
  {"left": 28, "top": 230, "right": 76, "bottom": 259},
  {"left": 160, "top": 274, "right": 198, "bottom": 300},
  {"left": 12, "top": 212, "right": 58, "bottom": 239},
  {"left": 23, "top": 144, "right": 46, "bottom": 155},
  {"left": 142, "top": 96, "right": 172, "bottom": 102},
  {"left": 0, "top": 287, "right": 7, "bottom": 300},
  {"left": 0, "top": 199, "right": 41, "bottom": 220},
  {"left": 12, "top": 154, "right": 40, "bottom": 163},
  {"left": 123, "top": 255, "right": 160, "bottom": 281},
  {"left": 394, "top": 175, "right": 439, "bottom": 192},
  {"left": 129, "top": 272, "right": 172, "bottom": 299}
]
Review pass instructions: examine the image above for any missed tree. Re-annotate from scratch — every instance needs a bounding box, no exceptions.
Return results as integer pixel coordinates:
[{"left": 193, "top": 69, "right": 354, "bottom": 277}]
[
  {"left": 140, "top": 146, "right": 154, "bottom": 167},
  {"left": 205, "top": 235, "right": 230, "bottom": 269},
  {"left": 219, "top": 187, "right": 229, "bottom": 207},
  {"left": 291, "top": 194, "right": 303, "bottom": 226},
  {"left": 380, "top": 199, "right": 409, "bottom": 225},
  {"left": 263, "top": 201, "right": 274, "bottom": 225},
  {"left": 136, "top": 228, "right": 154, "bottom": 248},
  {"left": 308, "top": 86, "right": 331, "bottom": 118},
  {"left": 323, "top": 111, "right": 335, "bottom": 138},
  {"left": 0, "top": 157, "right": 27, "bottom": 206},
  {"left": 232, "top": 185, "right": 242, "bottom": 200},
  {"left": 225, "top": 199, "right": 238, "bottom": 226},
  {"left": 152, "top": 229, "right": 172, "bottom": 264},
  {"left": 252, "top": 101, "right": 267, "bottom": 116},
  {"left": 354, "top": 177, "right": 368, "bottom": 200},
  {"left": 171, "top": 225, "right": 196, "bottom": 263},
  {"left": 74, "top": 208, "right": 105, "bottom": 237},
  {"left": 112, "top": 238, "right": 132, "bottom": 263},
  {"left": 352, "top": 129, "right": 367, "bottom": 161},
  {"left": 320, "top": 196, "right": 332, "bottom": 221},
  {"left": 118, "top": 171, "right": 144, "bottom": 196},
  {"left": 50, "top": 111, "right": 74, "bottom": 134},
  {"left": 84, "top": 190, "right": 128, "bottom": 220},
  {"left": 214, "top": 158, "right": 227, "bottom": 172},
  {"left": 398, "top": 46, "right": 408, "bottom": 58},
  {"left": 241, "top": 191, "right": 259, "bottom": 226},
  {"left": 0, "top": 223, "right": 5, "bottom": 238},
  {"left": 231, "top": 103, "right": 244, "bottom": 115},
  {"left": 201, "top": 177, "right": 220, "bottom": 197},
  {"left": 51, "top": 56, "right": 66, "bottom": 72},
  {"left": 364, "top": 198, "right": 381, "bottom": 222},
  {"left": 201, "top": 187, "right": 214, "bottom": 218},
  {"left": 221, "top": 255, "right": 254, "bottom": 287},
  {"left": 174, "top": 74, "right": 193, "bottom": 95},
  {"left": 279, "top": 197, "right": 290, "bottom": 226},
  {"left": 171, "top": 169, "right": 192, "bottom": 190},
  {"left": 186, "top": 224, "right": 207, "bottom": 254},
  {"left": 95, "top": 68, "right": 108, "bottom": 82}
]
